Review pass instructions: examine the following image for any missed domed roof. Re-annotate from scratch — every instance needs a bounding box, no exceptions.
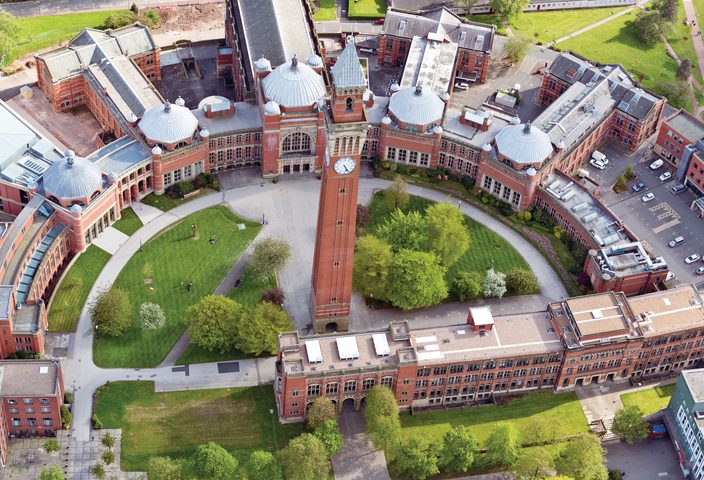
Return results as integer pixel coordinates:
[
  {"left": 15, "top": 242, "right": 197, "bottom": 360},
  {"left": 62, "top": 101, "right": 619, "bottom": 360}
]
[
  {"left": 254, "top": 57, "right": 272, "bottom": 72},
  {"left": 495, "top": 122, "right": 553, "bottom": 165},
  {"left": 264, "top": 100, "right": 281, "bottom": 116},
  {"left": 70, "top": 204, "right": 83, "bottom": 214},
  {"left": 262, "top": 56, "right": 326, "bottom": 108},
  {"left": 389, "top": 85, "right": 445, "bottom": 126},
  {"left": 138, "top": 101, "right": 199, "bottom": 145},
  {"left": 43, "top": 150, "right": 103, "bottom": 200},
  {"left": 306, "top": 54, "right": 323, "bottom": 68},
  {"left": 152, "top": 145, "right": 162, "bottom": 155},
  {"left": 198, "top": 95, "right": 230, "bottom": 111},
  {"left": 175, "top": 96, "right": 186, "bottom": 107}
]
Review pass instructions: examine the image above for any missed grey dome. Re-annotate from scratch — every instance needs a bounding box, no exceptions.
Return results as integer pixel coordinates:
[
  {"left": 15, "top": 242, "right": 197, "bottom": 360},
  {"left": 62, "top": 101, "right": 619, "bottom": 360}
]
[
  {"left": 264, "top": 100, "right": 281, "bottom": 116},
  {"left": 199, "top": 128, "right": 210, "bottom": 138},
  {"left": 152, "top": 145, "right": 162, "bottom": 156},
  {"left": 138, "top": 101, "right": 199, "bottom": 145},
  {"left": 198, "top": 95, "right": 230, "bottom": 111},
  {"left": 255, "top": 57, "right": 272, "bottom": 72},
  {"left": 390, "top": 83, "right": 400, "bottom": 92},
  {"left": 70, "top": 204, "right": 83, "bottom": 214},
  {"left": 432, "top": 125, "right": 443, "bottom": 135},
  {"left": 389, "top": 85, "right": 445, "bottom": 126},
  {"left": 43, "top": 150, "right": 103, "bottom": 200},
  {"left": 306, "top": 54, "right": 323, "bottom": 68},
  {"left": 381, "top": 116, "right": 392, "bottom": 125},
  {"left": 175, "top": 96, "right": 186, "bottom": 107},
  {"left": 262, "top": 57, "right": 326, "bottom": 108},
  {"left": 495, "top": 122, "right": 553, "bottom": 165}
]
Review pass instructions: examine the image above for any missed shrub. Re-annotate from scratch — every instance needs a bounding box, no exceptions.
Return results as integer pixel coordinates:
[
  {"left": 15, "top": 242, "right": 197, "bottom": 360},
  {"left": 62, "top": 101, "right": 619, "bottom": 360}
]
[
  {"left": 453, "top": 272, "right": 482, "bottom": 301},
  {"left": 178, "top": 181, "right": 194, "bottom": 196},
  {"left": 92, "top": 414, "right": 104, "bottom": 429},
  {"left": 64, "top": 392, "right": 73, "bottom": 404},
  {"left": 261, "top": 288, "right": 285, "bottom": 305},
  {"left": 101, "top": 432, "right": 115, "bottom": 449},
  {"left": 505, "top": 269, "right": 538, "bottom": 295},
  {"left": 130, "top": 2, "right": 138, "bottom": 14},
  {"left": 141, "top": 9, "right": 161, "bottom": 28},
  {"left": 104, "top": 11, "right": 137, "bottom": 29},
  {"left": 91, "top": 463, "right": 105, "bottom": 480},
  {"left": 210, "top": 180, "right": 219, "bottom": 191},
  {"left": 139, "top": 302, "right": 166, "bottom": 330},
  {"left": 43, "top": 438, "right": 60, "bottom": 453},
  {"left": 60, "top": 405, "right": 71, "bottom": 429},
  {"left": 101, "top": 450, "right": 115, "bottom": 465}
]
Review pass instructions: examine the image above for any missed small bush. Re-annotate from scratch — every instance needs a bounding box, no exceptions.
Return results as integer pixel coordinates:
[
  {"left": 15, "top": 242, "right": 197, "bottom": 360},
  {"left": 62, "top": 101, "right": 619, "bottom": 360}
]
[
  {"left": 178, "top": 181, "right": 194, "bottom": 196},
  {"left": 92, "top": 414, "right": 104, "bottom": 429},
  {"left": 104, "top": 11, "right": 137, "bottom": 29},
  {"left": 101, "top": 432, "right": 115, "bottom": 449},
  {"left": 141, "top": 9, "right": 161, "bottom": 28},
  {"left": 101, "top": 450, "right": 115, "bottom": 465},
  {"left": 139, "top": 302, "right": 166, "bottom": 330},
  {"left": 64, "top": 392, "right": 73, "bottom": 404},
  {"left": 91, "top": 463, "right": 106, "bottom": 480},
  {"left": 60, "top": 405, "right": 71, "bottom": 429},
  {"left": 261, "top": 288, "right": 285, "bottom": 305},
  {"left": 210, "top": 180, "right": 220, "bottom": 191},
  {"left": 43, "top": 438, "right": 60, "bottom": 453},
  {"left": 130, "top": 2, "right": 139, "bottom": 14}
]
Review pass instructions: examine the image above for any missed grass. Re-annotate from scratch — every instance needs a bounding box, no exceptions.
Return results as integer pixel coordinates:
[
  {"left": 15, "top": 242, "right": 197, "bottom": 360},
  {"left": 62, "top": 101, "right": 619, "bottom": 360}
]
[
  {"left": 141, "top": 188, "right": 217, "bottom": 212},
  {"left": 467, "top": 13, "right": 507, "bottom": 35},
  {"left": 94, "top": 382, "right": 305, "bottom": 471},
  {"left": 509, "top": 7, "right": 628, "bottom": 44},
  {"left": 666, "top": 0, "right": 704, "bottom": 85},
  {"left": 111, "top": 207, "right": 143, "bottom": 236},
  {"left": 347, "top": 0, "right": 386, "bottom": 19},
  {"left": 93, "top": 206, "right": 260, "bottom": 368},
  {"left": 314, "top": 0, "right": 338, "bottom": 20},
  {"left": 47, "top": 245, "right": 111, "bottom": 332},
  {"left": 621, "top": 383, "right": 676, "bottom": 415}
]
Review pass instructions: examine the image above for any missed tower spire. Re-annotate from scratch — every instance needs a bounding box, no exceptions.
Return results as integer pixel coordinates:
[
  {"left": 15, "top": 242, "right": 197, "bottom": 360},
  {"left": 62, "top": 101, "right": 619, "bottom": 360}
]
[{"left": 331, "top": 36, "right": 366, "bottom": 89}]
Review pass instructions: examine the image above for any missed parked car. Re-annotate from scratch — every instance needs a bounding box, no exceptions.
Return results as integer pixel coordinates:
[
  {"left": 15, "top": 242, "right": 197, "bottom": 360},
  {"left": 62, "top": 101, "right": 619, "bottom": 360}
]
[
  {"left": 373, "top": 18, "right": 385, "bottom": 24},
  {"left": 592, "top": 150, "right": 608, "bottom": 165},
  {"left": 659, "top": 172, "right": 672, "bottom": 182},
  {"left": 672, "top": 183, "right": 687, "bottom": 194},
  {"left": 648, "top": 423, "right": 668, "bottom": 439},
  {"left": 669, "top": 236, "right": 685, "bottom": 248},
  {"left": 641, "top": 192, "right": 655, "bottom": 202},
  {"left": 650, "top": 159, "right": 664, "bottom": 170},
  {"left": 685, "top": 253, "right": 701, "bottom": 264},
  {"left": 590, "top": 158, "right": 606, "bottom": 170},
  {"left": 454, "top": 82, "right": 468, "bottom": 91},
  {"left": 696, "top": 266, "right": 704, "bottom": 276},
  {"left": 632, "top": 182, "right": 646, "bottom": 192}
]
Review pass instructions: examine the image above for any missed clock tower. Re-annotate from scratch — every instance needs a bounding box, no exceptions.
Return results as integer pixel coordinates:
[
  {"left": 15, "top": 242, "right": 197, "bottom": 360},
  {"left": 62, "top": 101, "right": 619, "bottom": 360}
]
[{"left": 311, "top": 37, "right": 368, "bottom": 333}]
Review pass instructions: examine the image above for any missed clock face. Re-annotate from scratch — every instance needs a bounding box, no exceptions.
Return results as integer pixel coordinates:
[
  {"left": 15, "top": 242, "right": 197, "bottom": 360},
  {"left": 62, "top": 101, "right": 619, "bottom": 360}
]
[{"left": 333, "top": 157, "right": 356, "bottom": 175}]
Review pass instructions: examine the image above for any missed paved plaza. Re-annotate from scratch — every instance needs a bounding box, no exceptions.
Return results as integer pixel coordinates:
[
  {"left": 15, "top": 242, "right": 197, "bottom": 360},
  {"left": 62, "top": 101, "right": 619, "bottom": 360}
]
[{"left": 90, "top": 227, "right": 129, "bottom": 255}]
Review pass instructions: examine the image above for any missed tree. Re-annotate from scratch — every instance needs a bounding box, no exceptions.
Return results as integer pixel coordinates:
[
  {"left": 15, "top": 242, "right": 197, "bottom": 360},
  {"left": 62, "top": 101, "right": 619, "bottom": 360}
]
[
  {"left": 61, "top": 405, "right": 71, "bottom": 428},
  {"left": 485, "top": 423, "right": 520, "bottom": 468},
  {"left": 39, "top": 465, "right": 64, "bottom": 480},
  {"left": 677, "top": 58, "right": 692, "bottom": 81},
  {"left": 660, "top": 0, "right": 678, "bottom": 22},
  {"left": 352, "top": 235, "right": 393, "bottom": 299},
  {"left": 147, "top": 456, "right": 182, "bottom": 480},
  {"left": 453, "top": 272, "right": 482, "bottom": 301},
  {"left": 383, "top": 175, "right": 410, "bottom": 210},
  {"left": 503, "top": 35, "right": 530, "bottom": 64},
  {"left": 314, "top": 419, "right": 343, "bottom": 456},
  {"left": 385, "top": 249, "right": 448, "bottom": 309},
  {"left": 513, "top": 447, "right": 554, "bottom": 480},
  {"left": 192, "top": 442, "right": 238, "bottom": 480},
  {"left": 555, "top": 435, "right": 608, "bottom": 480},
  {"left": 424, "top": 202, "right": 470, "bottom": 266},
  {"left": 244, "top": 450, "right": 282, "bottom": 480},
  {"left": 130, "top": 2, "right": 139, "bottom": 14},
  {"left": 249, "top": 238, "right": 291, "bottom": 282},
  {"left": 491, "top": 0, "right": 529, "bottom": 21},
  {"left": 90, "top": 287, "right": 134, "bottom": 336},
  {"left": 43, "top": 438, "right": 60, "bottom": 453},
  {"left": 365, "top": 385, "right": 401, "bottom": 450},
  {"left": 634, "top": 11, "right": 665, "bottom": 46},
  {"left": 261, "top": 288, "right": 285, "bottom": 305},
  {"left": 528, "top": 416, "right": 565, "bottom": 444},
  {"left": 396, "top": 437, "right": 439, "bottom": 480},
  {"left": 186, "top": 295, "right": 243, "bottom": 353},
  {"left": 505, "top": 269, "right": 538, "bottom": 295},
  {"left": 369, "top": 415, "right": 402, "bottom": 450},
  {"left": 0, "top": 12, "right": 20, "bottom": 66},
  {"left": 656, "top": 80, "right": 690, "bottom": 108},
  {"left": 278, "top": 433, "right": 330, "bottom": 480},
  {"left": 139, "top": 302, "right": 165, "bottom": 330},
  {"left": 91, "top": 463, "right": 106, "bottom": 480},
  {"left": 377, "top": 210, "right": 428, "bottom": 252},
  {"left": 101, "top": 450, "right": 115, "bottom": 465},
  {"left": 234, "top": 301, "right": 292, "bottom": 355},
  {"left": 306, "top": 396, "right": 337, "bottom": 430},
  {"left": 612, "top": 405, "right": 649, "bottom": 444},
  {"left": 438, "top": 425, "right": 479, "bottom": 473},
  {"left": 482, "top": 268, "right": 507, "bottom": 298}
]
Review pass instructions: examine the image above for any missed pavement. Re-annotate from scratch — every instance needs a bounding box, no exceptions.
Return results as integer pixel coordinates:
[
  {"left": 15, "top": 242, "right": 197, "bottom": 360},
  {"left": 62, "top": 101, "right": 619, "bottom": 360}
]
[
  {"left": 333, "top": 406, "right": 391, "bottom": 480},
  {"left": 607, "top": 439, "right": 685, "bottom": 479},
  {"left": 90, "top": 227, "right": 129, "bottom": 255},
  {"left": 130, "top": 200, "right": 162, "bottom": 225},
  {"left": 683, "top": 0, "right": 704, "bottom": 87}
]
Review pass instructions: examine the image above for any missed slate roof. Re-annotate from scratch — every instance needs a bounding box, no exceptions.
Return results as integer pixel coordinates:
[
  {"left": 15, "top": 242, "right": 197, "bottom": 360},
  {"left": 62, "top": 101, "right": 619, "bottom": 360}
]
[
  {"left": 192, "top": 102, "right": 263, "bottom": 136},
  {"left": 89, "top": 136, "right": 152, "bottom": 175},
  {"left": 331, "top": 38, "right": 366, "bottom": 89}
]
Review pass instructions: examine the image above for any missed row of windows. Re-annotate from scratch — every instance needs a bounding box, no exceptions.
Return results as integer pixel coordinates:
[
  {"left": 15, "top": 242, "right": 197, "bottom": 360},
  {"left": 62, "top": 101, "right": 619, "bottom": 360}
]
[
  {"left": 163, "top": 161, "right": 203, "bottom": 187},
  {"left": 209, "top": 146, "right": 262, "bottom": 165},
  {"left": 8, "top": 406, "right": 52, "bottom": 414},
  {"left": 11, "top": 418, "right": 53, "bottom": 427},
  {"left": 209, "top": 132, "right": 261, "bottom": 148},
  {"left": 292, "top": 377, "right": 395, "bottom": 397},
  {"left": 7, "top": 398, "right": 51, "bottom": 405},
  {"left": 84, "top": 208, "right": 117, "bottom": 246},
  {"left": 482, "top": 176, "right": 522, "bottom": 206},
  {"left": 385, "top": 147, "right": 429, "bottom": 166}
]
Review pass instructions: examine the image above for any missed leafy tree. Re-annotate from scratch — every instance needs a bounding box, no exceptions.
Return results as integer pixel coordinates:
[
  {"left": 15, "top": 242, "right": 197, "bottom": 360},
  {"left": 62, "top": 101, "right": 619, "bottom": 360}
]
[
  {"left": 249, "top": 238, "right": 291, "bottom": 282},
  {"left": 555, "top": 435, "right": 608, "bottom": 480},
  {"left": 353, "top": 235, "right": 393, "bottom": 299},
  {"left": 314, "top": 419, "right": 343, "bottom": 456},
  {"left": 91, "top": 463, "right": 106, "bottom": 480},
  {"left": 503, "top": 34, "right": 530, "bottom": 64},
  {"left": 453, "top": 272, "right": 482, "bottom": 301},
  {"left": 396, "top": 437, "right": 439, "bottom": 480},
  {"left": 140, "top": 302, "right": 165, "bottom": 330},
  {"left": 357, "top": 204, "right": 370, "bottom": 235},
  {"left": 369, "top": 415, "right": 402, "bottom": 450},
  {"left": 192, "top": 442, "right": 238, "bottom": 480},
  {"left": 491, "top": 0, "right": 529, "bottom": 21},
  {"left": 656, "top": 80, "right": 689, "bottom": 108},
  {"left": 43, "top": 438, "right": 60, "bottom": 453},
  {"left": 528, "top": 416, "right": 565, "bottom": 444},
  {"left": 306, "top": 396, "right": 337, "bottom": 430},
  {"left": 278, "top": 433, "right": 330, "bottom": 480},
  {"left": 0, "top": 12, "right": 20, "bottom": 66},
  {"left": 677, "top": 58, "right": 692, "bottom": 81},
  {"left": 101, "top": 432, "right": 115, "bottom": 449},
  {"left": 505, "top": 269, "right": 538, "bottom": 295},
  {"left": 90, "top": 287, "right": 134, "bottom": 337},
  {"left": 61, "top": 405, "right": 71, "bottom": 429},
  {"left": 130, "top": 2, "right": 139, "bottom": 14},
  {"left": 660, "top": 0, "right": 678, "bottom": 22},
  {"left": 377, "top": 210, "right": 428, "bottom": 252},
  {"left": 424, "top": 202, "right": 470, "bottom": 266},
  {"left": 365, "top": 385, "right": 401, "bottom": 450},
  {"left": 485, "top": 423, "right": 520, "bottom": 468},
  {"left": 101, "top": 450, "right": 115, "bottom": 465},
  {"left": 186, "top": 295, "right": 243, "bottom": 353},
  {"left": 513, "top": 447, "right": 554, "bottom": 480},
  {"left": 385, "top": 249, "right": 448, "bottom": 309},
  {"left": 482, "top": 268, "right": 507, "bottom": 298},
  {"left": 147, "top": 456, "right": 182, "bottom": 480},
  {"left": 438, "top": 425, "right": 479, "bottom": 473},
  {"left": 39, "top": 465, "right": 64, "bottom": 480},
  {"left": 104, "top": 11, "right": 138, "bottom": 29},
  {"left": 261, "top": 287, "right": 285, "bottom": 305},
  {"left": 234, "top": 301, "right": 292, "bottom": 355},
  {"left": 634, "top": 11, "right": 665, "bottom": 46},
  {"left": 612, "top": 405, "right": 649, "bottom": 444},
  {"left": 244, "top": 450, "right": 282, "bottom": 480},
  {"left": 383, "top": 175, "right": 410, "bottom": 210}
]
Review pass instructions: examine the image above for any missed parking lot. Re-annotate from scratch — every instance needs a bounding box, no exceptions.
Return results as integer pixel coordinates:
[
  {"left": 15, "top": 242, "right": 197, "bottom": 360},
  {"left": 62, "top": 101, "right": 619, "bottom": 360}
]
[
  {"left": 606, "top": 439, "right": 684, "bottom": 479},
  {"left": 584, "top": 141, "right": 704, "bottom": 288}
]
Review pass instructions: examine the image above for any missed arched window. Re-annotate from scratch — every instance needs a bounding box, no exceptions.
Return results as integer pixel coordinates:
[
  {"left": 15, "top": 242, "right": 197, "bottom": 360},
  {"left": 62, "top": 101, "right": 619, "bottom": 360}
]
[
  {"left": 345, "top": 97, "right": 353, "bottom": 111},
  {"left": 281, "top": 132, "right": 313, "bottom": 155}
]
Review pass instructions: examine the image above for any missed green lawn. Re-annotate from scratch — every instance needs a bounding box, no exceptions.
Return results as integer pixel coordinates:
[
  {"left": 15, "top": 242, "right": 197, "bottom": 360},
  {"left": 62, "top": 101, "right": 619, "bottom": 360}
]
[
  {"left": 314, "top": 0, "right": 338, "bottom": 20},
  {"left": 400, "top": 391, "right": 589, "bottom": 446},
  {"left": 141, "top": 188, "right": 217, "bottom": 212},
  {"left": 93, "top": 206, "right": 260, "bottom": 367},
  {"left": 111, "top": 207, "right": 143, "bottom": 236},
  {"left": 666, "top": 0, "right": 704, "bottom": 85},
  {"left": 621, "top": 384, "right": 676, "bottom": 415},
  {"left": 94, "top": 382, "right": 304, "bottom": 471},
  {"left": 10, "top": 11, "right": 124, "bottom": 64},
  {"left": 348, "top": 0, "right": 386, "bottom": 18},
  {"left": 509, "top": 7, "right": 628, "bottom": 44},
  {"left": 48, "top": 245, "right": 111, "bottom": 332}
]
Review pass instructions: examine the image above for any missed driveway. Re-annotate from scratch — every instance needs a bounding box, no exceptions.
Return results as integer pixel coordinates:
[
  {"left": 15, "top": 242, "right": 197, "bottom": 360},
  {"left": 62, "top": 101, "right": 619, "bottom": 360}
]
[
  {"left": 607, "top": 439, "right": 685, "bottom": 479},
  {"left": 333, "top": 406, "right": 391, "bottom": 480}
]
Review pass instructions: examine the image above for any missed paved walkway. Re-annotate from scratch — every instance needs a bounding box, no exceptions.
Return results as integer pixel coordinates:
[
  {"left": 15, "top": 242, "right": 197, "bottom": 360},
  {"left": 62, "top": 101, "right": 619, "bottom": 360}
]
[
  {"left": 683, "top": 0, "right": 704, "bottom": 99},
  {"left": 130, "top": 200, "right": 162, "bottom": 226},
  {"left": 551, "top": 0, "right": 650, "bottom": 46},
  {"left": 333, "top": 409, "right": 391, "bottom": 480},
  {"left": 90, "top": 226, "right": 128, "bottom": 255}
]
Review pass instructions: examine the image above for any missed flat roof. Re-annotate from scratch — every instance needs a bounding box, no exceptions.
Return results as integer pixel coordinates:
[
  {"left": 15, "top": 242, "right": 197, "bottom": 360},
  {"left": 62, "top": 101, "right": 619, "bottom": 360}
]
[
  {"left": 564, "top": 292, "right": 631, "bottom": 338},
  {"left": 442, "top": 106, "right": 512, "bottom": 147},
  {"left": 682, "top": 369, "right": 704, "bottom": 404},
  {"left": 665, "top": 109, "right": 704, "bottom": 143},
  {"left": 628, "top": 284, "right": 704, "bottom": 336},
  {"left": 0, "top": 360, "right": 59, "bottom": 396},
  {"left": 89, "top": 136, "right": 151, "bottom": 176},
  {"left": 191, "top": 102, "right": 263, "bottom": 136},
  {"left": 400, "top": 35, "right": 457, "bottom": 96}
]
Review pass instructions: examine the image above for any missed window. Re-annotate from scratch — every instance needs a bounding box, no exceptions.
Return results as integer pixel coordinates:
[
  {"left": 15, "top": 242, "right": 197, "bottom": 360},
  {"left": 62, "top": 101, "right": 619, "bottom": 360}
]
[
  {"left": 420, "top": 153, "right": 429, "bottom": 166},
  {"left": 173, "top": 169, "right": 182, "bottom": 182},
  {"left": 380, "top": 377, "right": 394, "bottom": 388},
  {"left": 282, "top": 132, "right": 312, "bottom": 155},
  {"left": 326, "top": 383, "right": 339, "bottom": 395},
  {"left": 25, "top": 407, "right": 34, "bottom": 414},
  {"left": 27, "top": 418, "right": 37, "bottom": 426},
  {"left": 291, "top": 390, "right": 300, "bottom": 397},
  {"left": 184, "top": 165, "right": 192, "bottom": 178},
  {"left": 346, "top": 97, "right": 354, "bottom": 111},
  {"left": 398, "top": 149, "right": 407, "bottom": 163},
  {"left": 23, "top": 398, "right": 33, "bottom": 404},
  {"left": 41, "top": 407, "right": 50, "bottom": 414},
  {"left": 362, "top": 378, "right": 376, "bottom": 391},
  {"left": 164, "top": 172, "right": 172, "bottom": 186},
  {"left": 307, "top": 384, "right": 321, "bottom": 396},
  {"left": 12, "top": 418, "right": 20, "bottom": 427},
  {"left": 387, "top": 147, "right": 396, "bottom": 161},
  {"left": 344, "top": 380, "right": 357, "bottom": 393},
  {"left": 43, "top": 418, "right": 53, "bottom": 426},
  {"left": 409, "top": 151, "right": 418, "bottom": 164}
]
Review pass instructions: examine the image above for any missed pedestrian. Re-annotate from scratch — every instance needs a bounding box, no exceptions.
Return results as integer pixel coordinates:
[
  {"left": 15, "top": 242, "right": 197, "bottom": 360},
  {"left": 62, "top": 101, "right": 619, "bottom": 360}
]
[{"left": 187, "top": 280, "right": 193, "bottom": 292}]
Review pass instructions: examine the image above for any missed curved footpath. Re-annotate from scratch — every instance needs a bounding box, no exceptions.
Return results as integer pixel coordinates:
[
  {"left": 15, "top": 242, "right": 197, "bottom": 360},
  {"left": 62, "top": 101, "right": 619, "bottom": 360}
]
[{"left": 62, "top": 177, "right": 568, "bottom": 442}]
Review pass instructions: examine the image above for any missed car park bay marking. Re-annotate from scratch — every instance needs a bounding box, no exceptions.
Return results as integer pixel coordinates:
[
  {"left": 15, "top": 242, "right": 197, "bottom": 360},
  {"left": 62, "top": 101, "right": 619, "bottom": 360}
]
[
  {"left": 649, "top": 202, "right": 681, "bottom": 221},
  {"left": 653, "top": 219, "right": 681, "bottom": 234}
]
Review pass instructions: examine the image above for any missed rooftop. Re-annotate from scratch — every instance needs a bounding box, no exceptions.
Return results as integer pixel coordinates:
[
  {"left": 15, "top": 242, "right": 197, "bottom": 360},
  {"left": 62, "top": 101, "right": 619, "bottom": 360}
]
[
  {"left": 563, "top": 291, "right": 631, "bottom": 339},
  {"left": 664, "top": 109, "right": 704, "bottom": 142},
  {"left": 627, "top": 284, "right": 704, "bottom": 337},
  {"left": 389, "top": 85, "right": 445, "bottom": 126},
  {"left": 89, "top": 136, "right": 151, "bottom": 176},
  {"left": 400, "top": 34, "right": 457, "bottom": 96},
  {"left": 590, "top": 241, "right": 668, "bottom": 280},
  {"left": 682, "top": 368, "right": 704, "bottom": 404},
  {"left": 262, "top": 57, "right": 327, "bottom": 108},
  {"left": 0, "top": 360, "right": 60, "bottom": 396},
  {"left": 192, "top": 101, "right": 263, "bottom": 136},
  {"left": 495, "top": 122, "right": 554, "bottom": 165},
  {"left": 442, "top": 105, "right": 512, "bottom": 147}
]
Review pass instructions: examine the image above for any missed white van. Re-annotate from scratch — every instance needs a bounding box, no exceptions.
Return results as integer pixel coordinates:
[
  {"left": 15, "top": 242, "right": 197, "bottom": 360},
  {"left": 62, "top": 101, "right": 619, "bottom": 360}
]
[{"left": 591, "top": 150, "right": 608, "bottom": 165}]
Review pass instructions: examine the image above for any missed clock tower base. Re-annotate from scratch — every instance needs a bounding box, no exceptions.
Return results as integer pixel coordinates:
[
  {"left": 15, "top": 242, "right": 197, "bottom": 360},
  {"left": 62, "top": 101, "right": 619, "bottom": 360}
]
[{"left": 310, "top": 289, "right": 350, "bottom": 333}]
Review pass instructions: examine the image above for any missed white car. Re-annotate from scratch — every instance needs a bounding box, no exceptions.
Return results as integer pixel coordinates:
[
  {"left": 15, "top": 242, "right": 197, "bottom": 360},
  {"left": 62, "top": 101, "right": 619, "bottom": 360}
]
[
  {"left": 589, "top": 159, "right": 606, "bottom": 170},
  {"left": 650, "top": 159, "right": 664, "bottom": 170},
  {"left": 592, "top": 150, "right": 608, "bottom": 165},
  {"left": 641, "top": 192, "right": 655, "bottom": 202},
  {"left": 685, "top": 253, "right": 701, "bottom": 264},
  {"left": 659, "top": 172, "right": 672, "bottom": 182},
  {"left": 696, "top": 266, "right": 704, "bottom": 276}
]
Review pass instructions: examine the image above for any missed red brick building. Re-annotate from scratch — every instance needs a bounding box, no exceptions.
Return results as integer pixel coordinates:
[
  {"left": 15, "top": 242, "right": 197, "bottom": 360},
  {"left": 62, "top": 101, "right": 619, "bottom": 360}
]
[{"left": 654, "top": 109, "right": 704, "bottom": 168}]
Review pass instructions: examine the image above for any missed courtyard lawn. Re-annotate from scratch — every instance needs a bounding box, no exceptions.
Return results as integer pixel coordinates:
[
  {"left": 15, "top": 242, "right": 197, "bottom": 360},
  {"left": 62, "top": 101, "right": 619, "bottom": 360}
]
[
  {"left": 48, "top": 245, "right": 111, "bottom": 332},
  {"left": 509, "top": 7, "right": 628, "bottom": 44},
  {"left": 94, "top": 382, "right": 304, "bottom": 471},
  {"left": 314, "top": 0, "right": 338, "bottom": 20},
  {"left": 621, "top": 383, "right": 676, "bottom": 415},
  {"left": 140, "top": 188, "right": 217, "bottom": 212},
  {"left": 348, "top": 0, "right": 386, "bottom": 19},
  {"left": 111, "top": 207, "right": 142, "bottom": 236},
  {"left": 93, "top": 206, "right": 260, "bottom": 368},
  {"left": 400, "top": 391, "right": 589, "bottom": 446}
]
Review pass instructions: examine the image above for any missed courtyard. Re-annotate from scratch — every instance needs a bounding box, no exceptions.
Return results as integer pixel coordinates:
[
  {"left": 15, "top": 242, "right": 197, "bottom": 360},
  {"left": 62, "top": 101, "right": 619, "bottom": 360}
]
[{"left": 621, "top": 383, "right": 676, "bottom": 415}]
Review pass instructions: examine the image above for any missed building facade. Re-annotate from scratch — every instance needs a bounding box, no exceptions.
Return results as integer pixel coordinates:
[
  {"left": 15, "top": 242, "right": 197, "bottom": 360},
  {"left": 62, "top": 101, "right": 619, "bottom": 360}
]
[{"left": 667, "top": 369, "right": 704, "bottom": 480}]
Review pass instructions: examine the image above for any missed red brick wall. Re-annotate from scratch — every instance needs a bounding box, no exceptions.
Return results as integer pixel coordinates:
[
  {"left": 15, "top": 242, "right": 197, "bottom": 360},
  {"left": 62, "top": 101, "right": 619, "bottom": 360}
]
[{"left": 685, "top": 152, "right": 704, "bottom": 195}]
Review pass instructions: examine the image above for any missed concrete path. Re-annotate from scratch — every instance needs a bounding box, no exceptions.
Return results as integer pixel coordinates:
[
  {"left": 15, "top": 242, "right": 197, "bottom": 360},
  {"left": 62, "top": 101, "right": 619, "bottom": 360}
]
[
  {"left": 551, "top": 0, "right": 650, "bottom": 46},
  {"left": 130, "top": 200, "right": 162, "bottom": 226},
  {"left": 90, "top": 226, "right": 128, "bottom": 255},
  {"left": 333, "top": 408, "right": 391, "bottom": 480},
  {"left": 682, "top": 0, "right": 704, "bottom": 91}
]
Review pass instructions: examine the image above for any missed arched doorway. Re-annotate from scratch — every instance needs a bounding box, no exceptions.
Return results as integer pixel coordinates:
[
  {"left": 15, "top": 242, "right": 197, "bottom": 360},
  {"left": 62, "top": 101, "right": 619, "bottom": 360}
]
[
  {"left": 341, "top": 397, "right": 355, "bottom": 412},
  {"left": 325, "top": 322, "right": 338, "bottom": 333}
]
